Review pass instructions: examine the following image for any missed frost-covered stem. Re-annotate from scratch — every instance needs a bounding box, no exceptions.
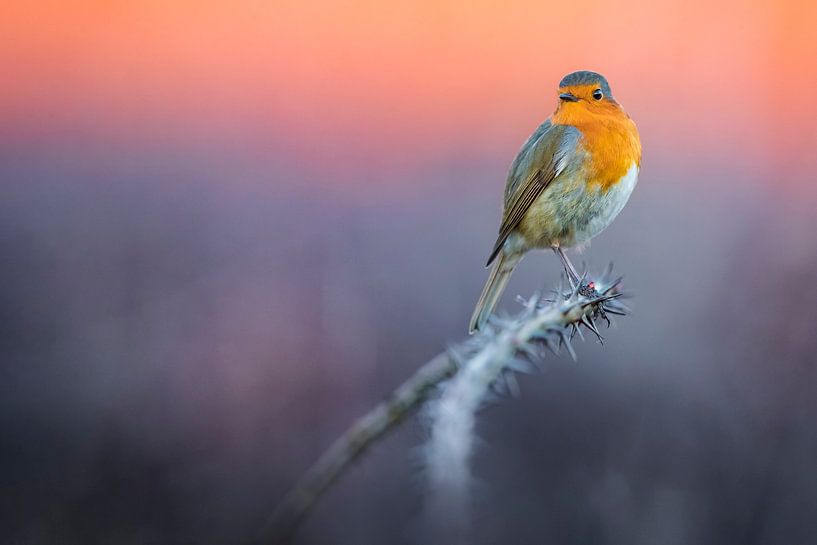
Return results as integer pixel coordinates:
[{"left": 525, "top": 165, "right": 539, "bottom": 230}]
[
  {"left": 425, "top": 341, "right": 510, "bottom": 541},
  {"left": 260, "top": 271, "right": 624, "bottom": 545},
  {"left": 425, "top": 296, "right": 606, "bottom": 539},
  {"left": 259, "top": 351, "right": 457, "bottom": 544}
]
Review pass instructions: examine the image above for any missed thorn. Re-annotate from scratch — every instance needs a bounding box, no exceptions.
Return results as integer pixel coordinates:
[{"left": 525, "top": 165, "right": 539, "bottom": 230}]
[
  {"left": 591, "top": 292, "right": 624, "bottom": 305},
  {"left": 573, "top": 322, "right": 586, "bottom": 342},
  {"left": 504, "top": 371, "right": 521, "bottom": 397},
  {"left": 516, "top": 342, "right": 538, "bottom": 359},
  {"left": 607, "top": 300, "right": 631, "bottom": 314},
  {"left": 569, "top": 277, "right": 583, "bottom": 301},
  {"left": 581, "top": 314, "right": 604, "bottom": 343},
  {"left": 559, "top": 330, "right": 577, "bottom": 361},
  {"left": 576, "top": 270, "right": 590, "bottom": 295},
  {"left": 545, "top": 334, "right": 560, "bottom": 355},
  {"left": 603, "top": 276, "right": 624, "bottom": 294},
  {"left": 567, "top": 272, "right": 578, "bottom": 291},
  {"left": 600, "top": 298, "right": 627, "bottom": 314}
]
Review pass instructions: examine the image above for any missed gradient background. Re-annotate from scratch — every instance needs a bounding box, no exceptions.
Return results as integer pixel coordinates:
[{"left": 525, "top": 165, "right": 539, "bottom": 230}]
[{"left": 2, "top": 1, "right": 817, "bottom": 544}]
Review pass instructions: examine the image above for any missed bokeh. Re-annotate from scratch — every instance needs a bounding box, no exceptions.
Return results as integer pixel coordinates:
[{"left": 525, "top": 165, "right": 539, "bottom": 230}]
[{"left": 2, "top": 1, "right": 817, "bottom": 544}]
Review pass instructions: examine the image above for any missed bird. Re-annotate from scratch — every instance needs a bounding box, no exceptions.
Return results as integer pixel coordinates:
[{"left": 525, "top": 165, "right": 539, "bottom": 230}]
[{"left": 469, "top": 70, "right": 641, "bottom": 333}]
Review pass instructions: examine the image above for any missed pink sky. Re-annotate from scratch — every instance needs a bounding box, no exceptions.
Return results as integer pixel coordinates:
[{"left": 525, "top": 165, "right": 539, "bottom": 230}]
[{"left": 2, "top": 1, "right": 816, "bottom": 184}]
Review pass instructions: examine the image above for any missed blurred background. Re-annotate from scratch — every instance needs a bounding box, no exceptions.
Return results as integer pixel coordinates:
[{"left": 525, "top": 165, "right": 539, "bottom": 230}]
[{"left": 2, "top": 1, "right": 817, "bottom": 544}]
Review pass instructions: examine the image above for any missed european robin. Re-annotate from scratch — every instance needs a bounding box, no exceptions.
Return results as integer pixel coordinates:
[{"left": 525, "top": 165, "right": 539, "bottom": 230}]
[{"left": 470, "top": 70, "right": 641, "bottom": 333}]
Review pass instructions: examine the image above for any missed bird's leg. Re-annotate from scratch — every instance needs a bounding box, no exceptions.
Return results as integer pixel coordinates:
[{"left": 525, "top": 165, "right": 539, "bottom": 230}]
[{"left": 553, "top": 246, "right": 581, "bottom": 286}]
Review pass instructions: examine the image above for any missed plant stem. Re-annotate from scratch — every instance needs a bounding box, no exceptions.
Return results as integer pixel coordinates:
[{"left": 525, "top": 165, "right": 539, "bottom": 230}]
[{"left": 259, "top": 351, "right": 457, "bottom": 544}]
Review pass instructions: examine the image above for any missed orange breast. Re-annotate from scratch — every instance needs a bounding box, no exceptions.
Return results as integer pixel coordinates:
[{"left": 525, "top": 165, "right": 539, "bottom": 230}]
[{"left": 551, "top": 104, "right": 641, "bottom": 191}]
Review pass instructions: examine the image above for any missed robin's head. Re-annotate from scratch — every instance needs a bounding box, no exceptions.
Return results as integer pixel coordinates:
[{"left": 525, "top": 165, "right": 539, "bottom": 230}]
[{"left": 556, "top": 71, "right": 621, "bottom": 113}]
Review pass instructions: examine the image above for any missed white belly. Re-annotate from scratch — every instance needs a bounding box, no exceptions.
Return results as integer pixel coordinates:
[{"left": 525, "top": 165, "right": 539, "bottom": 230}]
[{"left": 577, "top": 162, "right": 638, "bottom": 244}]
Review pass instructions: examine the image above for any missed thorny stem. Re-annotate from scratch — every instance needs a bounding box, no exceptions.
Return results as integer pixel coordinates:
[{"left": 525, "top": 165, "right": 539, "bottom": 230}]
[
  {"left": 259, "top": 352, "right": 457, "bottom": 543},
  {"left": 259, "top": 269, "right": 626, "bottom": 544},
  {"left": 424, "top": 281, "right": 621, "bottom": 540}
]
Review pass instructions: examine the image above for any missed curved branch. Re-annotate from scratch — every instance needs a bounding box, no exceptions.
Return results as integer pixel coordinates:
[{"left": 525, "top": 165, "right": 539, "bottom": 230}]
[
  {"left": 259, "top": 351, "right": 457, "bottom": 543},
  {"left": 259, "top": 269, "right": 626, "bottom": 544}
]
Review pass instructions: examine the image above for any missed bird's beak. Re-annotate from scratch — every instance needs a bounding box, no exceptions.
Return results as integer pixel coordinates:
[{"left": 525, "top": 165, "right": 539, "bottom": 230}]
[{"left": 559, "top": 92, "right": 579, "bottom": 102}]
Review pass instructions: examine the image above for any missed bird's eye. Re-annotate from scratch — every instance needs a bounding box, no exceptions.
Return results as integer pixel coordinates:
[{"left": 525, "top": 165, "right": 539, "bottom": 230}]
[{"left": 592, "top": 89, "right": 603, "bottom": 100}]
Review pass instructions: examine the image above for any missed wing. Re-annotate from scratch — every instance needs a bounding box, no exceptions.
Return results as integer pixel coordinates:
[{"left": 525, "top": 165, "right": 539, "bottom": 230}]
[{"left": 486, "top": 122, "right": 580, "bottom": 266}]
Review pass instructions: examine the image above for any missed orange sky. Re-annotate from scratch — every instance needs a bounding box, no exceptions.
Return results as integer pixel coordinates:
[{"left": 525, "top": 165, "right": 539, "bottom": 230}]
[{"left": 2, "top": 1, "right": 816, "bottom": 180}]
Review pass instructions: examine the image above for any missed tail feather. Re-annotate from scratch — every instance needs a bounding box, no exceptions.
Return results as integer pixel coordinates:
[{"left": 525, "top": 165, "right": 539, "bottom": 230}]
[{"left": 469, "top": 253, "right": 519, "bottom": 333}]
